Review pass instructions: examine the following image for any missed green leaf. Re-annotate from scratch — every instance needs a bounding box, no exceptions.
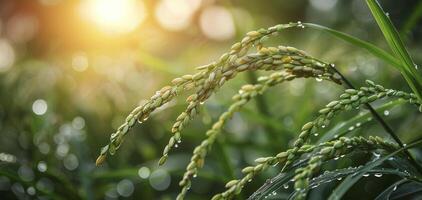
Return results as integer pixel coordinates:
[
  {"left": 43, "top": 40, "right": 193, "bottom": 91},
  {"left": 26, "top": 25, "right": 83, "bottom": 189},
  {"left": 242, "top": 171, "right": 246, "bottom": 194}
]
[
  {"left": 290, "top": 168, "right": 413, "bottom": 199},
  {"left": 374, "top": 179, "right": 410, "bottom": 200},
  {"left": 400, "top": 1, "right": 422, "bottom": 40},
  {"left": 327, "top": 137, "right": 422, "bottom": 200},
  {"left": 303, "top": 23, "right": 401, "bottom": 68},
  {"left": 366, "top": 0, "right": 422, "bottom": 102},
  {"left": 318, "top": 99, "right": 406, "bottom": 143},
  {"left": 249, "top": 159, "right": 310, "bottom": 199},
  {"left": 390, "top": 181, "right": 422, "bottom": 199}
]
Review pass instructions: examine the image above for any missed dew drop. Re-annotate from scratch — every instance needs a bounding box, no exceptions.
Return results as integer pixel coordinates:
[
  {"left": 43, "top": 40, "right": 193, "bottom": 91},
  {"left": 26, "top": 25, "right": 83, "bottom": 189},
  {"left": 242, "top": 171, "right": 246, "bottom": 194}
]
[
  {"left": 363, "top": 174, "right": 369, "bottom": 177},
  {"left": 283, "top": 184, "right": 289, "bottom": 189},
  {"left": 321, "top": 125, "right": 326, "bottom": 128},
  {"left": 348, "top": 126, "right": 355, "bottom": 131},
  {"left": 383, "top": 110, "right": 390, "bottom": 116},
  {"left": 334, "top": 157, "right": 339, "bottom": 160},
  {"left": 174, "top": 144, "right": 178, "bottom": 148},
  {"left": 356, "top": 122, "right": 361, "bottom": 127},
  {"left": 313, "top": 133, "right": 319, "bottom": 136},
  {"left": 193, "top": 174, "right": 197, "bottom": 178},
  {"left": 393, "top": 185, "right": 397, "bottom": 191},
  {"left": 337, "top": 177, "right": 342, "bottom": 181},
  {"left": 374, "top": 173, "right": 383, "bottom": 177},
  {"left": 415, "top": 64, "right": 419, "bottom": 69},
  {"left": 315, "top": 77, "right": 323, "bottom": 82},
  {"left": 199, "top": 101, "right": 205, "bottom": 105}
]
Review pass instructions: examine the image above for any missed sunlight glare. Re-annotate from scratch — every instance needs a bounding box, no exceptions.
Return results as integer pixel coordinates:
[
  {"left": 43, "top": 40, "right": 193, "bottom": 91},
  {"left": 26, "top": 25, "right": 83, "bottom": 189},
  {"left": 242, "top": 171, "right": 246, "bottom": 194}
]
[
  {"left": 80, "top": 0, "right": 146, "bottom": 34},
  {"left": 155, "top": 0, "right": 201, "bottom": 31}
]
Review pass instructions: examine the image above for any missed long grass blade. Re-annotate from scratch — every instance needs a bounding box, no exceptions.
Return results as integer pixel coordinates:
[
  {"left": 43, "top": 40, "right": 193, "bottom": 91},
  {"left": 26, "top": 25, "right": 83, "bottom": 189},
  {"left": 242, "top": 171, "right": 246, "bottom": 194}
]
[
  {"left": 303, "top": 23, "right": 401, "bottom": 68},
  {"left": 366, "top": 0, "right": 422, "bottom": 102},
  {"left": 374, "top": 179, "right": 410, "bottom": 200},
  {"left": 400, "top": 1, "right": 422, "bottom": 40},
  {"left": 328, "top": 137, "right": 422, "bottom": 200}
]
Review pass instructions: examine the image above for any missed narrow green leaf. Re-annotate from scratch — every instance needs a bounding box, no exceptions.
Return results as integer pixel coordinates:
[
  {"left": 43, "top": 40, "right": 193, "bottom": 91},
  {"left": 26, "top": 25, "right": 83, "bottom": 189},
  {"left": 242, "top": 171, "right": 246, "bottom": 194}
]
[
  {"left": 303, "top": 23, "right": 401, "bottom": 68},
  {"left": 291, "top": 168, "right": 412, "bottom": 199},
  {"left": 318, "top": 99, "right": 406, "bottom": 143},
  {"left": 400, "top": 1, "right": 422, "bottom": 40},
  {"left": 375, "top": 179, "right": 410, "bottom": 200},
  {"left": 249, "top": 159, "right": 310, "bottom": 199},
  {"left": 366, "top": 0, "right": 422, "bottom": 102},
  {"left": 328, "top": 137, "right": 422, "bottom": 200},
  {"left": 390, "top": 181, "right": 422, "bottom": 199}
]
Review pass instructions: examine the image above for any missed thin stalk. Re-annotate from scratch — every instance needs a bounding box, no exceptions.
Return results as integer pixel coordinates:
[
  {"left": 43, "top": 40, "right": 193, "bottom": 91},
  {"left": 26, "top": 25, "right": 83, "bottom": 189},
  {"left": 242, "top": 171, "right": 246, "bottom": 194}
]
[
  {"left": 215, "top": 139, "right": 244, "bottom": 200},
  {"left": 246, "top": 71, "right": 283, "bottom": 146},
  {"left": 331, "top": 66, "right": 422, "bottom": 174}
]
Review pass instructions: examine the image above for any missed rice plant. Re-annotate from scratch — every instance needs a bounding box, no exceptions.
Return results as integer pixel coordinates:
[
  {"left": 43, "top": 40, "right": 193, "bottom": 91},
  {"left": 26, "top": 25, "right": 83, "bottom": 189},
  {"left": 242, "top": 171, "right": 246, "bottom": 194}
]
[{"left": 95, "top": 0, "right": 422, "bottom": 199}]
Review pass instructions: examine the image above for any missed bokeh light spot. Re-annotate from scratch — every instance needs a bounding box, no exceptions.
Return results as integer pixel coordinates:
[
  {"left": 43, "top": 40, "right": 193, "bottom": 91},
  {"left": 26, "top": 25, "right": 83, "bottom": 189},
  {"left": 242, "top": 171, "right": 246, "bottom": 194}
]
[
  {"left": 138, "top": 166, "right": 150, "bottom": 179},
  {"left": 38, "top": 0, "right": 62, "bottom": 6},
  {"left": 38, "top": 142, "right": 50, "bottom": 154},
  {"left": 0, "top": 39, "right": 15, "bottom": 72},
  {"left": 117, "top": 179, "right": 134, "bottom": 197},
  {"left": 155, "top": 0, "right": 201, "bottom": 31},
  {"left": 72, "top": 53, "right": 89, "bottom": 72},
  {"left": 37, "top": 161, "right": 48, "bottom": 172},
  {"left": 18, "top": 166, "right": 34, "bottom": 182},
  {"left": 309, "top": 0, "right": 338, "bottom": 11},
  {"left": 63, "top": 154, "right": 79, "bottom": 170},
  {"left": 0, "top": 153, "right": 16, "bottom": 163},
  {"left": 6, "top": 14, "right": 38, "bottom": 43},
  {"left": 26, "top": 186, "right": 36, "bottom": 195},
  {"left": 72, "top": 116, "right": 85, "bottom": 130},
  {"left": 32, "top": 99, "right": 48, "bottom": 115},
  {"left": 200, "top": 6, "right": 235, "bottom": 41},
  {"left": 149, "top": 169, "right": 171, "bottom": 191}
]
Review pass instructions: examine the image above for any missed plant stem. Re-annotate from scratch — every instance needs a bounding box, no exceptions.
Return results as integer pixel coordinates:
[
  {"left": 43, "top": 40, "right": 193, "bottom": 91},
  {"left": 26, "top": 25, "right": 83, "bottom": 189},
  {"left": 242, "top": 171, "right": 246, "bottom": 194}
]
[
  {"left": 331, "top": 66, "right": 422, "bottom": 174},
  {"left": 215, "top": 139, "right": 244, "bottom": 200},
  {"left": 246, "top": 71, "right": 283, "bottom": 146}
]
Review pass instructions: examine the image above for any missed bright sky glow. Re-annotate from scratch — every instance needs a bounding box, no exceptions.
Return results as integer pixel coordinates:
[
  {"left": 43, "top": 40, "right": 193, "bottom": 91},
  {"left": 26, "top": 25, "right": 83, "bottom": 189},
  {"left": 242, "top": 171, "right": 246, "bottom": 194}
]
[{"left": 80, "top": 0, "right": 146, "bottom": 34}]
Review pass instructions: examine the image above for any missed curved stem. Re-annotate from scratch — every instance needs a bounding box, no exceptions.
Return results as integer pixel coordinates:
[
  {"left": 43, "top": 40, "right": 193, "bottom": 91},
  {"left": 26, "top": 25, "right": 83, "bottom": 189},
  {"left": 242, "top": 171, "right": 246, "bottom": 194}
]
[
  {"left": 331, "top": 66, "right": 422, "bottom": 174},
  {"left": 246, "top": 71, "right": 283, "bottom": 146}
]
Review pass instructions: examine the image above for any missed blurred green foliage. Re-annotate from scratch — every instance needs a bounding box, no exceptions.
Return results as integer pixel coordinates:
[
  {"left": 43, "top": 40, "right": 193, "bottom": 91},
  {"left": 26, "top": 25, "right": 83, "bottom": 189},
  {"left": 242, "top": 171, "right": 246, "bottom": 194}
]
[{"left": 0, "top": 0, "right": 421, "bottom": 199}]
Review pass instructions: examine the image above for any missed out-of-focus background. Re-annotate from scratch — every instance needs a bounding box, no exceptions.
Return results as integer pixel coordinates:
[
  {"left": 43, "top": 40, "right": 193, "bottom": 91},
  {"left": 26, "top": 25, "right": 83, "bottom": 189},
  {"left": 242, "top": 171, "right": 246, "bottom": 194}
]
[{"left": 0, "top": 0, "right": 421, "bottom": 199}]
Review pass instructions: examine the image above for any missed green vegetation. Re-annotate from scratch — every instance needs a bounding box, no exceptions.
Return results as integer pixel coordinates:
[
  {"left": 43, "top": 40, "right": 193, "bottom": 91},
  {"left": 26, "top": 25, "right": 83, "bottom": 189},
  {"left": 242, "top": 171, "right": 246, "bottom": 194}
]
[{"left": 1, "top": 0, "right": 422, "bottom": 199}]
